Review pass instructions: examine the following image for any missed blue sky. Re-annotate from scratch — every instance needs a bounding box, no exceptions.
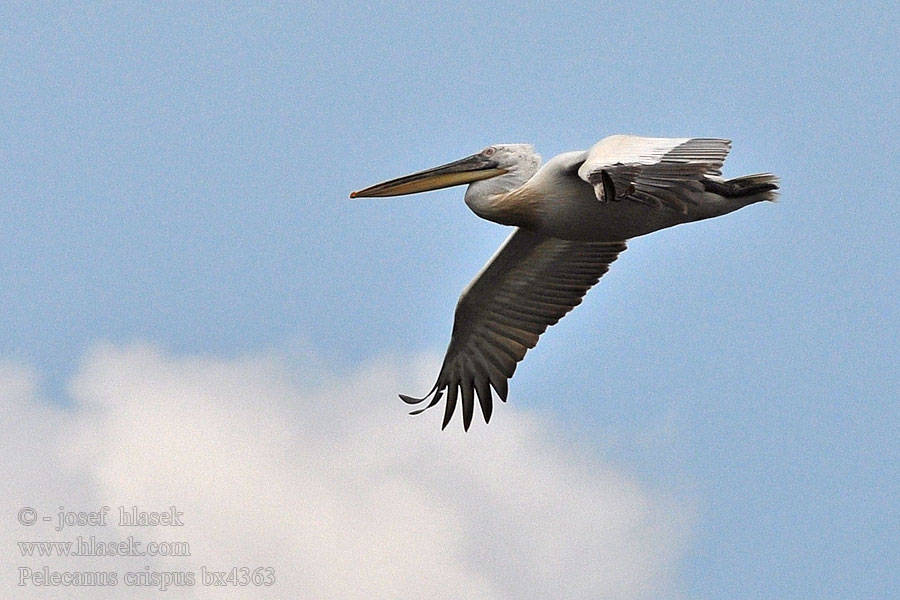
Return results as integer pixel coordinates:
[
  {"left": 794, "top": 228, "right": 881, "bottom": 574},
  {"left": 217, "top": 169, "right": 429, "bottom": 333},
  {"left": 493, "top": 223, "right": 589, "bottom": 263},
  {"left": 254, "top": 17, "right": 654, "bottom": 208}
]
[{"left": 2, "top": 2, "right": 898, "bottom": 598}]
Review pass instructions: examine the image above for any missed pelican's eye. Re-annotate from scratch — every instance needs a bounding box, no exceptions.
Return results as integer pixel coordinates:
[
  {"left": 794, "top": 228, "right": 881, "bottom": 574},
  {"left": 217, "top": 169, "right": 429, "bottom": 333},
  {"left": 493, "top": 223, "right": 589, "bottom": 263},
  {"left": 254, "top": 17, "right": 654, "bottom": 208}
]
[{"left": 483, "top": 147, "right": 496, "bottom": 157}]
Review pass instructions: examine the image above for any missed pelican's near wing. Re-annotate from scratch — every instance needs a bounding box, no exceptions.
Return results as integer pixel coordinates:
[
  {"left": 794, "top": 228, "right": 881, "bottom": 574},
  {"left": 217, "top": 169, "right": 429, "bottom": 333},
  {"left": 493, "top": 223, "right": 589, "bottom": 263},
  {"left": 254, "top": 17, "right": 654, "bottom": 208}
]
[
  {"left": 578, "top": 135, "right": 731, "bottom": 213},
  {"left": 401, "top": 228, "right": 626, "bottom": 430}
]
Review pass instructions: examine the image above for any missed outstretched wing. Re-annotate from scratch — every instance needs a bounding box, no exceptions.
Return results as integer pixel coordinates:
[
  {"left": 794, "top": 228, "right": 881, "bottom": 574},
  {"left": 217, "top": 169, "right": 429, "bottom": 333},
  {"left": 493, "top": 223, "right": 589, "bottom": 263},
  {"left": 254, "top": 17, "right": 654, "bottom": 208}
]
[
  {"left": 401, "top": 228, "right": 626, "bottom": 430},
  {"left": 578, "top": 135, "right": 731, "bottom": 213}
]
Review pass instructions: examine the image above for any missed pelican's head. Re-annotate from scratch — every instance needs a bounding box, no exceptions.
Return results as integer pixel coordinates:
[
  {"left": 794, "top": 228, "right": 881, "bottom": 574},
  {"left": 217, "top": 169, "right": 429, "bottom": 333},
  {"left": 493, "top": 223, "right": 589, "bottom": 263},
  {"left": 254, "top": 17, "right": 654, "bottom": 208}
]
[{"left": 350, "top": 144, "right": 540, "bottom": 198}]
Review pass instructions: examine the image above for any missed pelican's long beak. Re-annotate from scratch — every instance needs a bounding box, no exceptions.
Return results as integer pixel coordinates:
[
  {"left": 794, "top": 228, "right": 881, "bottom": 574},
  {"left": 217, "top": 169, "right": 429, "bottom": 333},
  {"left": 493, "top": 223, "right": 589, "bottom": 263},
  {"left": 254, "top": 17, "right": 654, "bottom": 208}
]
[{"left": 350, "top": 153, "right": 507, "bottom": 198}]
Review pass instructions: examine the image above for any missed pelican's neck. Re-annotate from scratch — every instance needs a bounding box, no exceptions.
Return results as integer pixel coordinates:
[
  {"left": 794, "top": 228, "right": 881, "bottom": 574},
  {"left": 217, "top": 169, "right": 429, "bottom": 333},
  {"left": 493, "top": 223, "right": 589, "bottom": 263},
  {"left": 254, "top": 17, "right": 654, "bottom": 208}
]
[
  {"left": 465, "top": 186, "right": 540, "bottom": 227},
  {"left": 464, "top": 155, "right": 541, "bottom": 227}
]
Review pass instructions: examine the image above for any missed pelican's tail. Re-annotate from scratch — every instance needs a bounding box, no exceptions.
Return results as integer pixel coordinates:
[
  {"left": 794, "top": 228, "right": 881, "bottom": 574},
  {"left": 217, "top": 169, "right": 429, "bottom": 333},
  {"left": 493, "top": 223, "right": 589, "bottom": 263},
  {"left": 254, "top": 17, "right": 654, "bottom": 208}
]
[{"left": 704, "top": 173, "right": 780, "bottom": 203}]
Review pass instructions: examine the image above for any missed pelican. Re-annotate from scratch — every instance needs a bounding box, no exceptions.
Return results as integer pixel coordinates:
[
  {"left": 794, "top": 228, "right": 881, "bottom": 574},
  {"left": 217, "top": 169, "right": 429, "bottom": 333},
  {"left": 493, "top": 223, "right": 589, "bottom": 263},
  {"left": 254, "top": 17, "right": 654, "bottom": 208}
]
[{"left": 351, "top": 135, "right": 778, "bottom": 430}]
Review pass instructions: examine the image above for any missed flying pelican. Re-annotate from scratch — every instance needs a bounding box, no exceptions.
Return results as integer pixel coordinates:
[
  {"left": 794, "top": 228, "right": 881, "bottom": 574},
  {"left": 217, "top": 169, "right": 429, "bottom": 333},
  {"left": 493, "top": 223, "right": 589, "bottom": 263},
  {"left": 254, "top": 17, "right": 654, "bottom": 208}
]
[{"left": 351, "top": 135, "right": 778, "bottom": 430}]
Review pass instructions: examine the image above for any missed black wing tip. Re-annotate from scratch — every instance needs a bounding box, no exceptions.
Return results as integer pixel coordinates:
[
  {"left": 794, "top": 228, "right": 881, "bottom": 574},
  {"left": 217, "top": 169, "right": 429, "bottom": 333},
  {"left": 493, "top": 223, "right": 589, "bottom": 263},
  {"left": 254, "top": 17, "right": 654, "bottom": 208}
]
[
  {"left": 399, "top": 393, "right": 421, "bottom": 405},
  {"left": 462, "top": 411, "right": 473, "bottom": 432},
  {"left": 441, "top": 385, "right": 457, "bottom": 430},
  {"left": 401, "top": 383, "right": 499, "bottom": 431},
  {"left": 407, "top": 390, "right": 443, "bottom": 416},
  {"left": 399, "top": 380, "right": 440, "bottom": 406},
  {"left": 402, "top": 386, "right": 443, "bottom": 416}
]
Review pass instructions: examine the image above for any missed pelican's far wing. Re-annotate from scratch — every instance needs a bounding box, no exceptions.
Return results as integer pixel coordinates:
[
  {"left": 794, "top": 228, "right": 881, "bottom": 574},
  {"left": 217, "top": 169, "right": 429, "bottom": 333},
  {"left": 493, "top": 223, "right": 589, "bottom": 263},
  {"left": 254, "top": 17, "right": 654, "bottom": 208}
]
[
  {"left": 578, "top": 135, "right": 731, "bottom": 213},
  {"left": 400, "top": 228, "right": 626, "bottom": 430}
]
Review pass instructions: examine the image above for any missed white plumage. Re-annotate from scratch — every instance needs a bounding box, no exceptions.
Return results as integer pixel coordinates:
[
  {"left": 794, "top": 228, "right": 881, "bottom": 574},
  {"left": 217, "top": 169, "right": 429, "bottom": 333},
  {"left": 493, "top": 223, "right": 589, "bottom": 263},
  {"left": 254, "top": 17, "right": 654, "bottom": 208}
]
[{"left": 352, "top": 135, "right": 778, "bottom": 429}]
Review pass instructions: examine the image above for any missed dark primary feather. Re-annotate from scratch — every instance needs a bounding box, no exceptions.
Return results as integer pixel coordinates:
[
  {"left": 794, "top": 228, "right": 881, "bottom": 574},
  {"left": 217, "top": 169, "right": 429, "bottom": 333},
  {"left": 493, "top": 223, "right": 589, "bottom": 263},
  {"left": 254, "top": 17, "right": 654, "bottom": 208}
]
[{"left": 401, "top": 228, "right": 627, "bottom": 430}]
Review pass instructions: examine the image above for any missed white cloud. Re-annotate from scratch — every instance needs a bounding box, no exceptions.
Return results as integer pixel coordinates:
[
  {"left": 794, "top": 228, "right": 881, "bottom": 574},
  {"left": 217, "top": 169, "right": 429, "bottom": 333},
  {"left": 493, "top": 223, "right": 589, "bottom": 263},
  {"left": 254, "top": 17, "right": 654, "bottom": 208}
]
[{"left": 2, "top": 345, "right": 688, "bottom": 599}]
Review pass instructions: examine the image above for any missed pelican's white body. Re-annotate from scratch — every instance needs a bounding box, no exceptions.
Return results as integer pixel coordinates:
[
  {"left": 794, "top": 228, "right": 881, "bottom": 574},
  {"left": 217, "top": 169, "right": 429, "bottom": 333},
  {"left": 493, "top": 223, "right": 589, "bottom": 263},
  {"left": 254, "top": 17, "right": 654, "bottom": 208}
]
[{"left": 465, "top": 137, "right": 770, "bottom": 241}]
